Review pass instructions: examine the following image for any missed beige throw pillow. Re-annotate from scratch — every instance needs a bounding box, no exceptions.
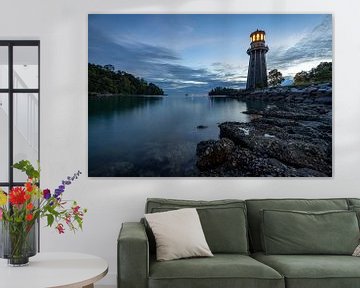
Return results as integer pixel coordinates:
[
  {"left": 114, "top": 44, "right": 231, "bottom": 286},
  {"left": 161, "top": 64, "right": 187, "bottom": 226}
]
[
  {"left": 353, "top": 244, "right": 360, "bottom": 256},
  {"left": 145, "top": 208, "right": 213, "bottom": 261}
]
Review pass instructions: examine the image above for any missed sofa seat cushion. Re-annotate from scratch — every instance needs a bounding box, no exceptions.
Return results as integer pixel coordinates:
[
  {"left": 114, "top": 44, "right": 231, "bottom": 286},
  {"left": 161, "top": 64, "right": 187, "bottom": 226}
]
[
  {"left": 252, "top": 252, "right": 360, "bottom": 288},
  {"left": 149, "top": 254, "right": 284, "bottom": 288}
]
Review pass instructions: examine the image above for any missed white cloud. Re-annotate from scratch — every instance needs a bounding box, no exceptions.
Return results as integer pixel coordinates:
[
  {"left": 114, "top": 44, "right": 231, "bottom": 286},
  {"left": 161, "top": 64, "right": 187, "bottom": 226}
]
[{"left": 268, "top": 15, "right": 332, "bottom": 76}]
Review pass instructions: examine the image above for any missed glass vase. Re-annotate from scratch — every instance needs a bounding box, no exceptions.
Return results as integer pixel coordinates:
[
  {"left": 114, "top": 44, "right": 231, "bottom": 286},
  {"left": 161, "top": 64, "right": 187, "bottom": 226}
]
[{"left": 0, "top": 220, "right": 37, "bottom": 266}]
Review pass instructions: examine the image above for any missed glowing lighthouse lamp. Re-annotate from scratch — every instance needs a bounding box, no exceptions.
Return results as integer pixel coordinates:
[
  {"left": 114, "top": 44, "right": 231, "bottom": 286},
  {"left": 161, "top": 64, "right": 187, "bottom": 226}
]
[{"left": 246, "top": 30, "right": 269, "bottom": 90}]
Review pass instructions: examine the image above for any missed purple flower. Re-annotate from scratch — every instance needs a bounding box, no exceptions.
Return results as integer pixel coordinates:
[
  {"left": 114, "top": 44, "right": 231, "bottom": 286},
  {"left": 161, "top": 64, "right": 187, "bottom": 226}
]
[
  {"left": 54, "top": 171, "right": 82, "bottom": 199},
  {"left": 43, "top": 189, "right": 51, "bottom": 200},
  {"left": 54, "top": 189, "right": 63, "bottom": 198}
]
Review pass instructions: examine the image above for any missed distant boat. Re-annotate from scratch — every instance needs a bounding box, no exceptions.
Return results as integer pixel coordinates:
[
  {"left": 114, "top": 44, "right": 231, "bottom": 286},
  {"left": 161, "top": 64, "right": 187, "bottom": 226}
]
[{"left": 185, "top": 93, "right": 189, "bottom": 96}]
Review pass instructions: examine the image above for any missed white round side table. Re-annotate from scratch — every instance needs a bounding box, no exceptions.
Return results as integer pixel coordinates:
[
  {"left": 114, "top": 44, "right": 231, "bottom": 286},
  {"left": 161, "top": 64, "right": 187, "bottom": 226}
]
[{"left": 0, "top": 252, "right": 108, "bottom": 288}]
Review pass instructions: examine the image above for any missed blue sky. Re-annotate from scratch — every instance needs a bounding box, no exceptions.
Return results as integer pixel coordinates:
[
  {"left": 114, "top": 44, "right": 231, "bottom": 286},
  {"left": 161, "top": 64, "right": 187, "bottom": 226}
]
[{"left": 89, "top": 14, "right": 332, "bottom": 94}]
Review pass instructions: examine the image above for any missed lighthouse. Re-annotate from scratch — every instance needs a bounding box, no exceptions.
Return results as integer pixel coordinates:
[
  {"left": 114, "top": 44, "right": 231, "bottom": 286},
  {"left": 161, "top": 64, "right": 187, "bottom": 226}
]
[{"left": 246, "top": 30, "right": 269, "bottom": 90}]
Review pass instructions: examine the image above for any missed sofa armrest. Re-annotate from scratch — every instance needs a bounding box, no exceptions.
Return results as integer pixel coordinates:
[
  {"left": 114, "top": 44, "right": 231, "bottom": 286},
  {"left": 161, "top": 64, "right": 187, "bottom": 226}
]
[{"left": 118, "top": 222, "right": 149, "bottom": 288}]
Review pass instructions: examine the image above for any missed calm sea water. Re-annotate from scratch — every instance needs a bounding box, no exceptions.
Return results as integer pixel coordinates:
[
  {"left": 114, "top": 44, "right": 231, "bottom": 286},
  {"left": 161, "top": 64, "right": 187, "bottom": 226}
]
[{"left": 88, "top": 95, "right": 266, "bottom": 177}]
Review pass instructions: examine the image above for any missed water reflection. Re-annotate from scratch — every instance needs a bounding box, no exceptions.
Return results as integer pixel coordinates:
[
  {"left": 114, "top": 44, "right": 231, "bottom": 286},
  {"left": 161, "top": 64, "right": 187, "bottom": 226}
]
[
  {"left": 88, "top": 95, "right": 250, "bottom": 177},
  {"left": 88, "top": 95, "right": 163, "bottom": 117},
  {"left": 245, "top": 99, "right": 269, "bottom": 111}
]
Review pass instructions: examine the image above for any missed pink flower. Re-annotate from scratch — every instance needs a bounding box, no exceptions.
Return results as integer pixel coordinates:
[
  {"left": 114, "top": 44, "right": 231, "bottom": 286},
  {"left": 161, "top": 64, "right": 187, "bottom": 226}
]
[
  {"left": 56, "top": 223, "right": 65, "bottom": 234},
  {"left": 72, "top": 205, "right": 80, "bottom": 215},
  {"left": 65, "top": 214, "right": 71, "bottom": 225},
  {"left": 0, "top": 208, "right": 3, "bottom": 220}
]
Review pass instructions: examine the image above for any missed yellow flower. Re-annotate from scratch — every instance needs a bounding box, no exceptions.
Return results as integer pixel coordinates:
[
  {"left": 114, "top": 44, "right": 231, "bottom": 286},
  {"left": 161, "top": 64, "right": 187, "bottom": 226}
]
[{"left": 0, "top": 190, "right": 7, "bottom": 206}]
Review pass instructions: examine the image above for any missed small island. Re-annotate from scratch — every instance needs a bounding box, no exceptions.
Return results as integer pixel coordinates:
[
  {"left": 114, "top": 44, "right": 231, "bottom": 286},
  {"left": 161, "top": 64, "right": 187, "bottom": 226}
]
[{"left": 88, "top": 63, "right": 164, "bottom": 96}]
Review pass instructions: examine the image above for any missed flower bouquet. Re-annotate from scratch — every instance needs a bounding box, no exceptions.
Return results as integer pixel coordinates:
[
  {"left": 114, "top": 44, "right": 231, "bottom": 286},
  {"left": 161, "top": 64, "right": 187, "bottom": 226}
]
[{"left": 0, "top": 160, "right": 87, "bottom": 266}]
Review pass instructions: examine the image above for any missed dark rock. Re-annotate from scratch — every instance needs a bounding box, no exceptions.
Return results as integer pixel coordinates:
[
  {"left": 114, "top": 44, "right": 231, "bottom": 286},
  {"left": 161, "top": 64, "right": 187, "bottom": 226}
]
[
  {"left": 294, "top": 96, "right": 305, "bottom": 102},
  {"left": 263, "top": 138, "right": 330, "bottom": 175},
  {"left": 197, "top": 100, "right": 332, "bottom": 176},
  {"left": 226, "top": 147, "right": 291, "bottom": 177},
  {"left": 314, "top": 96, "right": 332, "bottom": 104},
  {"left": 219, "top": 117, "right": 331, "bottom": 174},
  {"left": 198, "top": 83, "right": 332, "bottom": 176},
  {"left": 227, "top": 83, "right": 332, "bottom": 105},
  {"left": 196, "top": 138, "right": 235, "bottom": 170},
  {"left": 309, "top": 89, "right": 319, "bottom": 95},
  {"left": 198, "top": 146, "right": 329, "bottom": 177},
  {"left": 290, "top": 88, "right": 303, "bottom": 93},
  {"left": 303, "top": 98, "right": 314, "bottom": 104},
  {"left": 271, "top": 95, "right": 286, "bottom": 101}
]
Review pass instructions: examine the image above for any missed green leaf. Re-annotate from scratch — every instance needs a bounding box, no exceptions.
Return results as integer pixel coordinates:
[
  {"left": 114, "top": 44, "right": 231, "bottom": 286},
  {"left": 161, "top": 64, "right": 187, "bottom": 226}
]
[
  {"left": 47, "top": 214, "right": 54, "bottom": 227},
  {"left": 44, "top": 205, "right": 60, "bottom": 217},
  {"left": 75, "top": 215, "right": 83, "bottom": 230},
  {"left": 12, "top": 160, "right": 40, "bottom": 180}
]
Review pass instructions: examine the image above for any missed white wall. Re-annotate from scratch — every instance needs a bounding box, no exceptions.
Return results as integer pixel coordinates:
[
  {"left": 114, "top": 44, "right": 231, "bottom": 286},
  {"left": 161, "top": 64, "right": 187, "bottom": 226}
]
[{"left": 1, "top": 0, "right": 360, "bottom": 286}]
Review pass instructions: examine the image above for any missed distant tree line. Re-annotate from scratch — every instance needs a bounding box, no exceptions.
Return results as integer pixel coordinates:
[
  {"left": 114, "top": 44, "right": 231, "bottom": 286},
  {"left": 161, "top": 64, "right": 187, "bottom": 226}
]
[
  {"left": 293, "top": 62, "right": 332, "bottom": 85},
  {"left": 268, "top": 62, "right": 332, "bottom": 87},
  {"left": 88, "top": 63, "right": 164, "bottom": 96},
  {"left": 208, "top": 87, "right": 240, "bottom": 96}
]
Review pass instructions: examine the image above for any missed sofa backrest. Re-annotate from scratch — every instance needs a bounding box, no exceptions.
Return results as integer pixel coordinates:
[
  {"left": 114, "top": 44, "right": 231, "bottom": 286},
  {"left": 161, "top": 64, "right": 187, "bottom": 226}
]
[
  {"left": 145, "top": 198, "right": 249, "bottom": 254},
  {"left": 348, "top": 198, "right": 360, "bottom": 207},
  {"left": 245, "top": 198, "right": 349, "bottom": 252}
]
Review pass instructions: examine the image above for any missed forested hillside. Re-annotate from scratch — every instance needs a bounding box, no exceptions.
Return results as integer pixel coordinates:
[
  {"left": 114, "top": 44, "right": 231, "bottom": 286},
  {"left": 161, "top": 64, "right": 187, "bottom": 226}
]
[{"left": 89, "top": 63, "right": 164, "bottom": 95}]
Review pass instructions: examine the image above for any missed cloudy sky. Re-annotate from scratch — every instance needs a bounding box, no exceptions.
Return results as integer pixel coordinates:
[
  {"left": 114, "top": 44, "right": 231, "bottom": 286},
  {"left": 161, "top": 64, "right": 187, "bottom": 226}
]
[{"left": 89, "top": 14, "right": 332, "bottom": 95}]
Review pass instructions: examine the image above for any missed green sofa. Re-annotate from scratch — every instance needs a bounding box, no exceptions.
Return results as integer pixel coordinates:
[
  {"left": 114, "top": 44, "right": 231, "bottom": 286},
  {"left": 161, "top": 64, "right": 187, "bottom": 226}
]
[{"left": 118, "top": 198, "right": 360, "bottom": 288}]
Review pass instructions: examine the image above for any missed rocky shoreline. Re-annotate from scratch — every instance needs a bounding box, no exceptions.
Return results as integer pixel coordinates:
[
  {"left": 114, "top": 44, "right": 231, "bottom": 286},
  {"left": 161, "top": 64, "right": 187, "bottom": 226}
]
[
  {"left": 196, "top": 84, "right": 332, "bottom": 177},
  {"left": 228, "top": 82, "right": 332, "bottom": 104}
]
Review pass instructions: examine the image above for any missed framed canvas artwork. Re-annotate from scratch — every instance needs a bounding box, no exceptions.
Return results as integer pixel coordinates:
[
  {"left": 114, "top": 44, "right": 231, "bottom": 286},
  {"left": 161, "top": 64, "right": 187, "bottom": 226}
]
[{"left": 88, "top": 14, "right": 332, "bottom": 177}]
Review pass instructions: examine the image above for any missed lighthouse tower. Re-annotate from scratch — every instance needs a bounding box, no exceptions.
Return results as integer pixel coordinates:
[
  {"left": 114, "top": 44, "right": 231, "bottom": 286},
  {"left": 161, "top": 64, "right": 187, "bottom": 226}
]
[{"left": 246, "top": 30, "right": 269, "bottom": 90}]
